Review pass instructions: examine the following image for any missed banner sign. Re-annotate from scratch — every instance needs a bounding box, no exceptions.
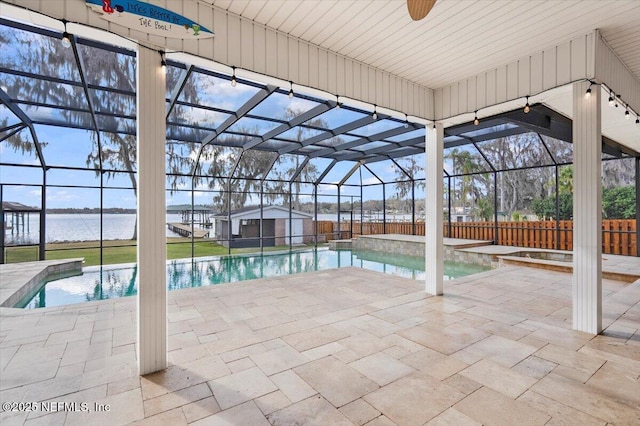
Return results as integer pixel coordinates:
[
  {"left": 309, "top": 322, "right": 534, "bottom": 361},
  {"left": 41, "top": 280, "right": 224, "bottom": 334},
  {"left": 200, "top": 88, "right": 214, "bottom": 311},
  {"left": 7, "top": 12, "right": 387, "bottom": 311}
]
[{"left": 86, "top": 0, "right": 214, "bottom": 39}]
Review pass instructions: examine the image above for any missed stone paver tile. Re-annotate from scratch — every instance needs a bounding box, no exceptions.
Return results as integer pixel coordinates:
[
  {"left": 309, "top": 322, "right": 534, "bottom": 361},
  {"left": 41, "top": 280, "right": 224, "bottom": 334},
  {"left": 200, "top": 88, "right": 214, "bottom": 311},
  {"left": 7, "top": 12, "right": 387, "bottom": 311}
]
[
  {"left": 380, "top": 334, "right": 425, "bottom": 354},
  {"left": 398, "top": 324, "right": 489, "bottom": 355},
  {"left": 518, "top": 390, "right": 606, "bottom": 426},
  {"left": 294, "top": 356, "right": 378, "bottom": 408},
  {"left": 363, "top": 371, "right": 465, "bottom": 426},
  {"left": 270, "top": 370, "right": 317, "bottom": 403},
  {"left": 249, "top": 344, "right": 307, "bottom": 376},
  {"left": 219, "top": 342, "right": 267, "bottom": 363},
  {"left": 459, "top": 358, "right": 537, "bottom": 399},
  {"left": 401, "top": 347, "right": 468, "bottom": 380},
  {"left": 23, "top": 411, "right": 66, "bottom": 426},
  {"left": 191, "top": 400, "right": 269, "bottom": 426},
  {"left": 383, "top": 346, "right": 412, "bottom": 359},
  {"left": 363, "top": 415, "right": 397, "bottom": 426},
  {"left": 0, "top": 359, "right": 60, "bottom": 390},
  {"left": 64, "top": 387, "right": 145, "bottom": 426},
  {"left": 535, "top": 344, "right": 606, "bottom": 379},
  {"left": 226, "top": 357, "right": 255, "bottom": 373},
  {"left": 24, "top": 385, "right": 106, "bottom": 421},
  {"left": 130, "top": 407, "right": 187, "bottom": 426},
  {"left": 301, "top": 342, "right": 346, "bottom": 361},
  {"left": 455, "top": 386, "right": 550, "bottom": 426},
  {"left": 168, "top": 331, "right": 201, "bottom": 351},
  {"left": 349, "top": 352, "right": 415, "bottom": 386},
  {"left": 282, "top": 325, "right": 349, "bottom": 352},
  {"left": 140, "top": 355, "right": 229, "bottom": 400},
  {"left": 527, "top": 327, "right": 592, "bottom": 351},
  {"left": 60, "top": 341, "right": 111, "bottom": 367},
  {"left": 512, "top": 356, "right": 558, "bottom": 379},
  {"left": 426, "top": 407, "right": 482, "bottom": 425},
  {"left": 55, "top": 362, "right": 85, "bottom": 379},
  {"left": 267, "top": 395, "right": 353, "bottom": 426},
  {"left": 577, "top": 346, "right": 640, "bottom": 377},
  {"left": 583, "top": 334, "right": 640, "bottom": 362},
  {"left": 254, "top": 390, "right": 292, "bottom": 415},
  {"left": 442, "top": 374, "right": 482, "bottom": 395},
  {"left": 531, "top": 374, "right": 640, "bottom": 424},
  {"left": 181, "top": 396, "right": 221, "bottom": 423},
  {"left": 169, "top": 345, "right": 210, "bottom": 365},
  {"left": 459, "top": 335, "right": 538, "bottom": 367},
  {"left": 205, "top": 327, "right": 272, "bottom": 355},
  {"left": 83, "top": 351, "right": 136, "bottom": 374},
  {"left": 143, "top": 382, "right": 211, "bottom": 417},
  {"left": 339, "top": 398, "right": 381, "bottom": 425},
  {"left": 585, "top": 360, "right": 640, "bottom": 408},
  {"left": 10, "top": 343, "right": 66, "bottom": 369},
  {"left": 207, "top": 366, "right": 277, "bottom": 410},
  {"left": 401, "top": 347, "right": 446, "bottom": 369},
  {"left": 190, "top": 319, "right": 231, "bottom": 338},
  {"left": 337, "top": 332, "right": 394, "bottom": 360},
  {"left": 107, "top": 376, "right": 141, "bottom": 396},
  {"left": 0, "top": 345, "right": 18, "bottom": 370}
]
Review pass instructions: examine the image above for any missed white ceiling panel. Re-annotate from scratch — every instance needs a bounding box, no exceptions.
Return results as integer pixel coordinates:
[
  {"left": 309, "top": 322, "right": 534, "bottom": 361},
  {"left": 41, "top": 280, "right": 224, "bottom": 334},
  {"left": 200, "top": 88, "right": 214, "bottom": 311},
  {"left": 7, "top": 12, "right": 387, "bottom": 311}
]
[{"left": 204, "top": 0, "right": 640, "bottom": 89}]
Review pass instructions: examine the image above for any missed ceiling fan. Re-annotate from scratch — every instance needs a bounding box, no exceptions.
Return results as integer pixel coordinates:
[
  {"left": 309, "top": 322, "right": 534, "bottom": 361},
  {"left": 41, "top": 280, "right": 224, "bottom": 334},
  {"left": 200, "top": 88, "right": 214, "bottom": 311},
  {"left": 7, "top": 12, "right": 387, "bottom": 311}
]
[{"left": 407, "top": 0, "right": 437, "bottom": 21}]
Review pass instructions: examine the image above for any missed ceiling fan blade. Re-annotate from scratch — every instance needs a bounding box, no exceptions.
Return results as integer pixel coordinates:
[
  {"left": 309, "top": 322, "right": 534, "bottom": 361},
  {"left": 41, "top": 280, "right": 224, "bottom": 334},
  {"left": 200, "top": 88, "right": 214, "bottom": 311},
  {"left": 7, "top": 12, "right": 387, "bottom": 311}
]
[{"left": 407, "top": 0, "right": 437, "bottom": 21}]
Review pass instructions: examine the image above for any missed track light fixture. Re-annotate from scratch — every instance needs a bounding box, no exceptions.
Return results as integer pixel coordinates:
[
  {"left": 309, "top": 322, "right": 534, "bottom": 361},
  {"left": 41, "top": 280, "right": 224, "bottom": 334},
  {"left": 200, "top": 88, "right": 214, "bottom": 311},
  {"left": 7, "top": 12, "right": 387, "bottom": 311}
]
[
  {"left": 230, "top": 66, "right": 237, "bottom": 87},
  {"left": 636, "top": 117, "right": 640, "bottom": 125},
  {"left": 524, "top": 96, "right": 530, "bottom": 114},
  {"left": 432, "top": 123, "right": 437, "bottom": 132},
  {"left": 372, "top": 105, "right": 378, "bottom": 120},
  {"left": 404, "top": 114, "right": 409, "bottom": 128},
  {"left": 288, "top": 81, "right": 294, "bottom": 98},
  {"left": 625, "top": 108, "right": 630, "bottom": 120},
  {"left": 335, "top": 95, "right": 341, "bottom": 108},
  {"left": 473, "top": 111, "right": 479, "bottom": 126},
  {"left": 608, "top": 91, "right": 615, "bottom": 107},
  {"left": 61, "top": 19, "right": 71, "bottom": 48}
]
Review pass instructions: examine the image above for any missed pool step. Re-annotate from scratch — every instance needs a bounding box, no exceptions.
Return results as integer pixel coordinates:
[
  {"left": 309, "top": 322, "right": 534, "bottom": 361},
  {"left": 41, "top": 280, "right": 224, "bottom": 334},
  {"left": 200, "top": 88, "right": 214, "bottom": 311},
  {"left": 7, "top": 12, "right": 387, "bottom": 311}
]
[{"left": 328, "top": 239, "right": 353, "bottom": 250}]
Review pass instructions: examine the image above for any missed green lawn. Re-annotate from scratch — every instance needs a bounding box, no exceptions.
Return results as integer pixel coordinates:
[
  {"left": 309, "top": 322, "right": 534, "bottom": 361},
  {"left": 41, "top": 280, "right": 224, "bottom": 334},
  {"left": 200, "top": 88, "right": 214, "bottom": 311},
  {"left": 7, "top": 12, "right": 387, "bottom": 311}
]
[{"left": 4, "top": 239, "right": 320, "bottom": 266}]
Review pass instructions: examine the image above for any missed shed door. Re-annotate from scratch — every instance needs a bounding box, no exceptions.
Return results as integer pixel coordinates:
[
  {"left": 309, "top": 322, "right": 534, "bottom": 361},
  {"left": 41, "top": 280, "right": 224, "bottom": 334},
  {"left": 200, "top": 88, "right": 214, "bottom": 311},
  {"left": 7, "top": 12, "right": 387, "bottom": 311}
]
[{"left": 286, "top": 219, "right": 304, "bottom": 244}]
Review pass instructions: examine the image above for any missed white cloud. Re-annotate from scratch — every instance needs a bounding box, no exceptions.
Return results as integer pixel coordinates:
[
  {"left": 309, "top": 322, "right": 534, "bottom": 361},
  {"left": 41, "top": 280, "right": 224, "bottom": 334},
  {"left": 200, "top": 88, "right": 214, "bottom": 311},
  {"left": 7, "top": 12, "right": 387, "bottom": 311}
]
[
  {"left": 317, "top": 184, "right": 338, "bottom": 195},
  {"left": 47, "top": 190, "right": 78, "bottom": 202},
  {"left": 362, "top": 177, "right": 381, "bottom": 185}
]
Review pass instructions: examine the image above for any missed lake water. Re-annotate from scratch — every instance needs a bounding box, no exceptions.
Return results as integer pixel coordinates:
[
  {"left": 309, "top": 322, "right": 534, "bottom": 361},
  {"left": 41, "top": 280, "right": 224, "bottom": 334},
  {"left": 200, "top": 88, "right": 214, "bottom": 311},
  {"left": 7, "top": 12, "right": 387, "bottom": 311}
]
[
  {"left": 4, "top": 212, "right": 413, "bottom": 245},
  {"left": 4, "top": 213, "right": 185, "bottom": 244}
]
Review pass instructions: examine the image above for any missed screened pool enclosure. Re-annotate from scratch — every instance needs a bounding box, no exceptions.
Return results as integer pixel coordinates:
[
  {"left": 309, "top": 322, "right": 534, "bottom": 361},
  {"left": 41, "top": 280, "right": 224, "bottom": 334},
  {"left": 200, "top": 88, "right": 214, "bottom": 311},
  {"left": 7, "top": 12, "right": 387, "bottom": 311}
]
[{"left": 1, "top": 18, "right": 638, "bottom": 264}]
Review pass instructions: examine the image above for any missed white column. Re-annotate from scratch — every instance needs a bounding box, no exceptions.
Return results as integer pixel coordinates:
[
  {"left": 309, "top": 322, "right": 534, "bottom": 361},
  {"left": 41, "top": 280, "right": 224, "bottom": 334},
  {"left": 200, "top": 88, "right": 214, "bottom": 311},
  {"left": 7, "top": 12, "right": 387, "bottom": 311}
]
[
  {"left": 572, "top": 81, "right": 602, "bottom": 334},
  {"left": 137, "top": 45, "right": 167, "bottom": 374},
  {"left": 426, "top": 123, "right": 444, "bottom": 295}
]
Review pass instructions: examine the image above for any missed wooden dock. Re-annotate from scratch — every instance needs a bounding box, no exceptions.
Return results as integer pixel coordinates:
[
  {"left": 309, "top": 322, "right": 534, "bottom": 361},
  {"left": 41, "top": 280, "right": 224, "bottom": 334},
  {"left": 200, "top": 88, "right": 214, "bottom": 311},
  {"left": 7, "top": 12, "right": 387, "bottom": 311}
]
[{"left": 167, "top": 223, "right": 210, "bottom": 238}]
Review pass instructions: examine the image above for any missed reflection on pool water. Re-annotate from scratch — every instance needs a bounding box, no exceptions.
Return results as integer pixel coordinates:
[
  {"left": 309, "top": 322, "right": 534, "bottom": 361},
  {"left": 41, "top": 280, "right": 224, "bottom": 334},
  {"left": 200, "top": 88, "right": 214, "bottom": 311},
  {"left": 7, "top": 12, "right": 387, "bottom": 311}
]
[{"left": 19, "top": 249, "right": 490, "bottom": 309}]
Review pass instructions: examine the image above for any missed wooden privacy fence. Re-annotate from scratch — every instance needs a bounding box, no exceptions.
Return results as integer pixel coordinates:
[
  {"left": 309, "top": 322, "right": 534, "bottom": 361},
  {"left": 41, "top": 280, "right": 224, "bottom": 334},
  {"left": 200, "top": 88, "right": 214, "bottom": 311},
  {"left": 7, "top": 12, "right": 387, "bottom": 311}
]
[{"left": 314, "top": 219, "right": 637, "bottom": 256}]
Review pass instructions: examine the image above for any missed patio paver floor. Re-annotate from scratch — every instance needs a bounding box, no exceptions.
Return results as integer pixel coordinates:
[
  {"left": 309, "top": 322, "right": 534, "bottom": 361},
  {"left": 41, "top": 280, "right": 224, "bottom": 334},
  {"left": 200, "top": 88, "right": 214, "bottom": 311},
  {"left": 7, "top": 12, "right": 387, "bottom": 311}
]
[{"left": 1, "top": 265, "right": 638, "bottom": 425}]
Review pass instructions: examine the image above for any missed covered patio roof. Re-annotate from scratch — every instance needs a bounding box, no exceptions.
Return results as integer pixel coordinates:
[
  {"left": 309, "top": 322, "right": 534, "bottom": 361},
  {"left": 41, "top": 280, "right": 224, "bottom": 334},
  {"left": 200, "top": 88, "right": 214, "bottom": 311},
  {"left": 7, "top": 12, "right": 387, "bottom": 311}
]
[{"left": 1, "top": 17, "right": 636, "bottom": 183}]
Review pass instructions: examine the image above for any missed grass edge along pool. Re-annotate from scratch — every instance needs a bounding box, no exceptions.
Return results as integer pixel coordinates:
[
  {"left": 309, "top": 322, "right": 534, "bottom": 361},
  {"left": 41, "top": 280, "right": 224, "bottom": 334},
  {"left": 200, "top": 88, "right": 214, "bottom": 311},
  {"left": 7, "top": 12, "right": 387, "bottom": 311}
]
[{"left": 18, "top": 248, "right": 489, "bottom": 308}]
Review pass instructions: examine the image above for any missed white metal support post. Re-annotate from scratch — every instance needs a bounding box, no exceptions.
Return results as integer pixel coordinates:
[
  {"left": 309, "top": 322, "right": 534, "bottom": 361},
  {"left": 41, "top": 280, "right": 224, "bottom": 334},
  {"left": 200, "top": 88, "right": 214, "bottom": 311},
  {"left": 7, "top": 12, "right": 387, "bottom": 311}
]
[
  {"left": 426, "top": 124, "right": 444, "bottom": 295},
  {"left": 572, "top": 81, "right": 602, "bottom": 334},
  {"left": 137, "top": 45, "right": 168, "bottom": 374}
]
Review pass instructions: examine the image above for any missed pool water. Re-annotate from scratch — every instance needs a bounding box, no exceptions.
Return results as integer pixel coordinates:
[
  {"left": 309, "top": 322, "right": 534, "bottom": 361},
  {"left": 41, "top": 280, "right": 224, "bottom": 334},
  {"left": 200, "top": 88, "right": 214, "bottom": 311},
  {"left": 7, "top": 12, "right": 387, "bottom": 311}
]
[{"left": 19, "top": 249, "right": 490, "bottom": 308}]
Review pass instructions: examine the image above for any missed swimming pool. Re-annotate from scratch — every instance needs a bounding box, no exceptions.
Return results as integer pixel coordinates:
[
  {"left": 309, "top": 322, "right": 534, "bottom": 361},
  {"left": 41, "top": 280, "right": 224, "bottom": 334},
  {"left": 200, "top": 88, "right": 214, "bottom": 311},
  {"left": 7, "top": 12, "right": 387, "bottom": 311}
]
[{"left": 18, "top": 249, "right": 490, "bottom": 308}]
